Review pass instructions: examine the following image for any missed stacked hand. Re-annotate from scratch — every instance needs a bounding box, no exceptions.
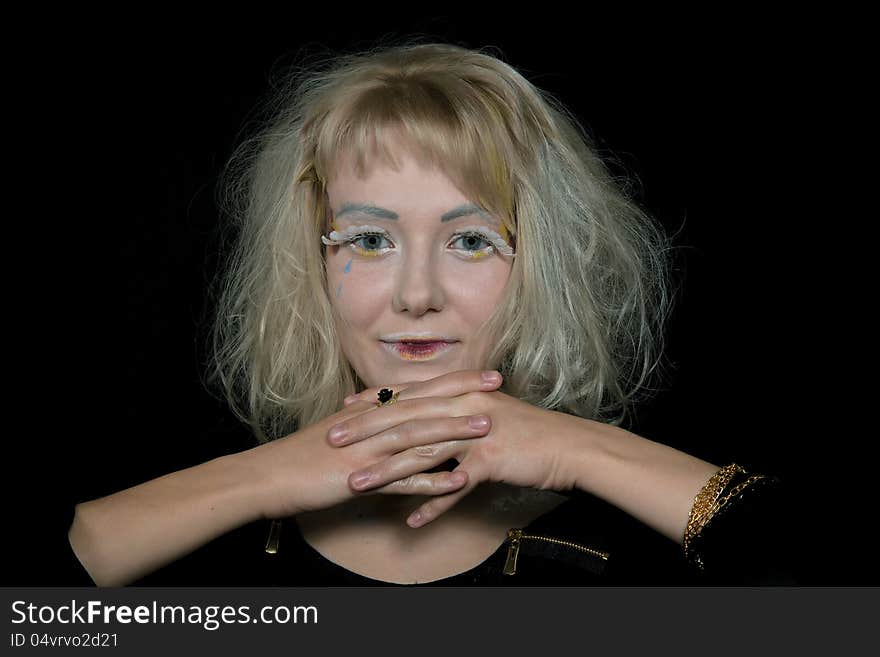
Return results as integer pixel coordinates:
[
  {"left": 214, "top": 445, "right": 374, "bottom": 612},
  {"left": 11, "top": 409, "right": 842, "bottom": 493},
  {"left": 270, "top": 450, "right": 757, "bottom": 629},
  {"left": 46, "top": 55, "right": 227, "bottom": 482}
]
[
  {"left": 252, "top": 370, "right": 587, "bottom": 526},
  {"left": 328, "top": 370, "right": 585, "bottom": 527}
]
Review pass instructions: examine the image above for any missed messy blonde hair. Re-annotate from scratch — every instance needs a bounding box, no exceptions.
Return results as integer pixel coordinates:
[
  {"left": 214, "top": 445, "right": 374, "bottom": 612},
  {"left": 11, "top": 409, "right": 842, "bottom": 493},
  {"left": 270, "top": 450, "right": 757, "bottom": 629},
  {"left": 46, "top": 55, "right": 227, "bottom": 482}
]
[{"left": 209, "top": 38, "right": 676, "bottom": 443}]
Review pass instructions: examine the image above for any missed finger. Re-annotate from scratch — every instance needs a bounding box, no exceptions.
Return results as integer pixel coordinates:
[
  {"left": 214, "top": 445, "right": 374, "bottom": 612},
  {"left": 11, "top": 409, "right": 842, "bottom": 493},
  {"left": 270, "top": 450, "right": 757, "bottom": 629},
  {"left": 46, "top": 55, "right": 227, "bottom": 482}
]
[
  {"left": 331, "top": 413, "right": 491, "bottom": 449},
  {"left": 351, "top": 369, "right": 502, "bottom": 403},
  {"left": 348, "top": 439, "right": 467, "bottom": 492},
  {"left": 344, "top": 369, "right": 502, "bottom": 406},
  {"left": 367, "top": 470, "right": 469, "bottom": 496},
  {"left": 328, "top": 396, "right": 460, "bottom": 446},
  {"left": 373, "top": 415, "right": 492, "bottom": 452},
  {"left": 406, "top": 470, "right": 476, "bottom": 528}
]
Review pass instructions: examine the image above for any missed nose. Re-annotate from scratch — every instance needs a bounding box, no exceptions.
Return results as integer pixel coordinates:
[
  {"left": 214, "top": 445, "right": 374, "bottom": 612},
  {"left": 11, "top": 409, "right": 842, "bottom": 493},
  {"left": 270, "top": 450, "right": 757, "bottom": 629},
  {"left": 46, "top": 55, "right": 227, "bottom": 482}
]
[{"left": 392, "top": 249, "right": 446, "bottom": 316}]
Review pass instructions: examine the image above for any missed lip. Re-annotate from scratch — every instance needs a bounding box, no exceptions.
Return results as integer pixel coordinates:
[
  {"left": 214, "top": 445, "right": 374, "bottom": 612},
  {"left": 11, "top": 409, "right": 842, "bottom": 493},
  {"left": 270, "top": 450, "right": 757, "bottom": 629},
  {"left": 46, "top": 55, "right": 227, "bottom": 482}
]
[
  {"left": 380, "top": 340, "right": 456, "bottom": 361},
  {"left": 380, "top": 333, "right": 458, "bottom": 343}
]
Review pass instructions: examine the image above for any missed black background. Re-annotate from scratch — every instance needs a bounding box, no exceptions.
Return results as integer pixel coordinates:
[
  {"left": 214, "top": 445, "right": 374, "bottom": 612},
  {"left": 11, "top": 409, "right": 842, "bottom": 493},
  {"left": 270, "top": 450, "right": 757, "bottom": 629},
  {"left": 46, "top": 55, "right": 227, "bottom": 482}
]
[{"left": 8, "top": 13, "right": 868, "bottom": 585}]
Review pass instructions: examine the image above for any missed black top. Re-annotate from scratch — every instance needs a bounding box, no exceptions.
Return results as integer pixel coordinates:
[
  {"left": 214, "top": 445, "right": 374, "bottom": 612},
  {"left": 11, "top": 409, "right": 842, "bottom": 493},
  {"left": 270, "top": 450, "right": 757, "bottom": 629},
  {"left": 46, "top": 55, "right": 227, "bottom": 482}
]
[{"left": 28, "top": 471, "right": 797, "bottom": 586}]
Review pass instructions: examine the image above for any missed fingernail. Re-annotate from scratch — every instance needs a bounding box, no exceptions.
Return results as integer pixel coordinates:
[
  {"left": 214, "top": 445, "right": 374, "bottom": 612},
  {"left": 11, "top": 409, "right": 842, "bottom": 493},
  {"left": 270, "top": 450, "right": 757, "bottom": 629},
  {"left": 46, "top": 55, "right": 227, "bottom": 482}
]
[
  {"left": 343, "top": 395, "right": 357, "bottom": 405},
  {"left": 449, "top": 472, "right": 467, "bottom": 485},
  {"left": 481, "top": 370, "right": 501, "bottom": 384},
  {"left": 468, "top": 415, "right": 490, "bottom": 429},
  {"left": 350, "top": 472, "right": 373, "bottom": 489},
  {"left": 407, "top": 512, "right": 422, "bottom": 527},
  {"left": 328, "top": 425, "right": 349, "bottom": 444}
]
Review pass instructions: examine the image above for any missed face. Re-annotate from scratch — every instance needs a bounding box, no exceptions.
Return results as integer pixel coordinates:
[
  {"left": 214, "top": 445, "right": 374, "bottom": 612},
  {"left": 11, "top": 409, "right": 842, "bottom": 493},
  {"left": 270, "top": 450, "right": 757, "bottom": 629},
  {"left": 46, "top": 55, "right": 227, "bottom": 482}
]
[{"left": 323, "top": 147, "right": 514, "bottom": 389}]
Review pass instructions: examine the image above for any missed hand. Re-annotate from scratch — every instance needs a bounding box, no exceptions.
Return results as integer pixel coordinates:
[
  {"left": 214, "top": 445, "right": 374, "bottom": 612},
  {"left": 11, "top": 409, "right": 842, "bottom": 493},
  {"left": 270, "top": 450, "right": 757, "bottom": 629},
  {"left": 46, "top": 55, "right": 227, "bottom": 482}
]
[
  {"left": 329, "top": 370, "right": 586, "bottom": 527},
  {"left": 246, "top": 371, "right": 505, "bottom": 520}
]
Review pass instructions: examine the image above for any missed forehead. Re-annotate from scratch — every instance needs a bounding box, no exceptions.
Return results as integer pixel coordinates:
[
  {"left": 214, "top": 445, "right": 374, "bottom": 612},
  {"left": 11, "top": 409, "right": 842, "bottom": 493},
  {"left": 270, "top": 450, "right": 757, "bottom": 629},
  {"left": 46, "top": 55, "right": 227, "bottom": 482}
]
[
  {"left": 326, "top": 149, "right": 501, "bottom": 229},
  {"left": 328, "top": 145, "right": 455, "bottom": 197}
]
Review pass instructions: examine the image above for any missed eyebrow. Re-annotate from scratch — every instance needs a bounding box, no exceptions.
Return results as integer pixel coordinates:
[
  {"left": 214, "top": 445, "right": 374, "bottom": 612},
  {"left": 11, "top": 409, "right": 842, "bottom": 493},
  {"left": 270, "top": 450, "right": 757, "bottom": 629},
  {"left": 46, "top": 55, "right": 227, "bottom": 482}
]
[{"left": 334, "top": 202, "right": 490, "bottom": 223}]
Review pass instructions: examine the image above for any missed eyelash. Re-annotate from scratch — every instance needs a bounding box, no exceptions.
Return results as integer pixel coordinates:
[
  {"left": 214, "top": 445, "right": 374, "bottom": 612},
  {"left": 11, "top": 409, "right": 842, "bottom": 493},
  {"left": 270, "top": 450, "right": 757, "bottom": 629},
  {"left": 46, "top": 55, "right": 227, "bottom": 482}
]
[{"left": 344, "top": 231, "right": 495, "bottom": 259}]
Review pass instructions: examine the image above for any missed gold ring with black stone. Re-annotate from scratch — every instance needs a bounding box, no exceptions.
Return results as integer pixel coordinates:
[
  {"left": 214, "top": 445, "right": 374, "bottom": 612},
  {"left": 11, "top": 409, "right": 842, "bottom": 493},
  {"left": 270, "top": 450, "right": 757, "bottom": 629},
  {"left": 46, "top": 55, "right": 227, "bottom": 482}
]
[{"left": 377, "top": 388, "right": 399, "bottom": 407}]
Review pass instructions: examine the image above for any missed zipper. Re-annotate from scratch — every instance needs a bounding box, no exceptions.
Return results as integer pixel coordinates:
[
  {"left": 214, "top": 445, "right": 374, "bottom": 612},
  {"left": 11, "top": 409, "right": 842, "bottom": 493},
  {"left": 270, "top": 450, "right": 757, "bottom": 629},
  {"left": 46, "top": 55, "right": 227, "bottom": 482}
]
[
  {"left": 503, "top": 528, "right": 610, "bottom": 575},
  {"left": 265, "top": 520, "right": 283, "bottom": 555}
]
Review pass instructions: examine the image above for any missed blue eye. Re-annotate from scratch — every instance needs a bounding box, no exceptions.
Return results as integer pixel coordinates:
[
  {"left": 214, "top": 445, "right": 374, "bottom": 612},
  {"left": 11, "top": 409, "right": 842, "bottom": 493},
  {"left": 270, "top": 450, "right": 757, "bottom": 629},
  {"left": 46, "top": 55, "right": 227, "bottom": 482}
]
[
  {"left": 450, "top": 233, "right": 492, "bottom": 253},
  {"left": 348, "top": 233, "right": 392, "bottom": 254}
]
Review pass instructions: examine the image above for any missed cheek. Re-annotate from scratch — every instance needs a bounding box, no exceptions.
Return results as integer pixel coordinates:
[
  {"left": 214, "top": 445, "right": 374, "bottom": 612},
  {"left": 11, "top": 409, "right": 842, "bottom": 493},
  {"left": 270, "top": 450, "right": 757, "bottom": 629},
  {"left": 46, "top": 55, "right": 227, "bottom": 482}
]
[
  {"left": 450, "top": 260, "right": 511, "bottom": 324},
  {"left": 327, "top": 251, "right": 389, "bottom": 330}
]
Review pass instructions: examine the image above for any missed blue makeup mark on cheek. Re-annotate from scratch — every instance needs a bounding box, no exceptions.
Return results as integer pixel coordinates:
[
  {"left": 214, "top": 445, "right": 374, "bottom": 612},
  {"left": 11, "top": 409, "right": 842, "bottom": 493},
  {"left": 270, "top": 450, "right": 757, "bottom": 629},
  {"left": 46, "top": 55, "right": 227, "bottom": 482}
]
[{"left": 336, "top": 258, "right": 351, "bottom": 299}]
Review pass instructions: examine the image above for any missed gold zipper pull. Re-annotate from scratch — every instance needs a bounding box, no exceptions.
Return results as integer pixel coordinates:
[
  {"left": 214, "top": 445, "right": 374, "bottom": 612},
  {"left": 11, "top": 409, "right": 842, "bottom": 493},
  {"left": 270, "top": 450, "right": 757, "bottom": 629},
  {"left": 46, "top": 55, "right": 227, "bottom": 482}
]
[
  {"left": 264, "top": 520, "right": 283, "bottom": 555},
  {"left": 503, "top": 529, "right": 523, "bottom": 575}
]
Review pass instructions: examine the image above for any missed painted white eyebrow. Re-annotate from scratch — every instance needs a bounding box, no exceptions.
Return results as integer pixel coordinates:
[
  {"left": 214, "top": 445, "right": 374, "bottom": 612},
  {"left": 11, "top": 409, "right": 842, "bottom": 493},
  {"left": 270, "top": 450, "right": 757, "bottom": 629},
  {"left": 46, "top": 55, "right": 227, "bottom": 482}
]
[{"left": 334, "top": 202, "right": 490, "bottom": 223}]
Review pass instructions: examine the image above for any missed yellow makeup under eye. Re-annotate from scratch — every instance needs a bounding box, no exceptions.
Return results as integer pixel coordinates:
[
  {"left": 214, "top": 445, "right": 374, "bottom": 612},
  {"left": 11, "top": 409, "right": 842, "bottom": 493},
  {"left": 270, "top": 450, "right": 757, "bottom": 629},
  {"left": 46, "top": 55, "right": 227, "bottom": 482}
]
[
  {"left": 349, "top": 232, "right": 391, "bottom": 257},
  {"left": 449, "top": 232, "right": 494, "bottom": 259}
]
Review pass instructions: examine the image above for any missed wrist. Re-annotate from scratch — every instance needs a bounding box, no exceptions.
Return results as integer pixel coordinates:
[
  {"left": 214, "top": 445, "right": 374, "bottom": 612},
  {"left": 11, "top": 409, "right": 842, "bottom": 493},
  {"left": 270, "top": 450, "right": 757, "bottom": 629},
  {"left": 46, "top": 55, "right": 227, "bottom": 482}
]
[
  {"left": 547, "top": 412, "right": 615, "bottom": 493},
  {"left": 217, "top": 447, "right": 283, "bottom": 523},
  {"left": 233, "top": 429, "right": 315, "bottom": 520}
]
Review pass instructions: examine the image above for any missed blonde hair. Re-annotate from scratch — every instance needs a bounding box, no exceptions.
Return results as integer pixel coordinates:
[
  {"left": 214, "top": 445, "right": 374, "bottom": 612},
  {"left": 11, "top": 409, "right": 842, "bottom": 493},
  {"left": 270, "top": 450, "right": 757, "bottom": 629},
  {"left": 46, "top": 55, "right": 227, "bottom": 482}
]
[{"left": 209, "top": 38, "right": 677, "bottom": 443}]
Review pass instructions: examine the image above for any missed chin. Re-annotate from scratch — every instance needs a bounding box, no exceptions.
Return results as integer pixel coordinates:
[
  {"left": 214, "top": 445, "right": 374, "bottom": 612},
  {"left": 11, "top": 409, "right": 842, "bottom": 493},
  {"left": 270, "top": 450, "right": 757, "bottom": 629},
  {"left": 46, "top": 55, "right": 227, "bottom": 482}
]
[{"left": 359, "top": 364, "right": 454, "bottom": 389}]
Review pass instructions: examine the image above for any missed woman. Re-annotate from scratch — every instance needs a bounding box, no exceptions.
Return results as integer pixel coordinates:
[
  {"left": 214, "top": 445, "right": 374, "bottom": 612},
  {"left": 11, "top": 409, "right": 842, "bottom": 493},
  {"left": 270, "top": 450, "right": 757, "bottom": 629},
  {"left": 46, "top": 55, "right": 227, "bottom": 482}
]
[{"left": 67, "top": 41, "right": 795, "bottom": 586}]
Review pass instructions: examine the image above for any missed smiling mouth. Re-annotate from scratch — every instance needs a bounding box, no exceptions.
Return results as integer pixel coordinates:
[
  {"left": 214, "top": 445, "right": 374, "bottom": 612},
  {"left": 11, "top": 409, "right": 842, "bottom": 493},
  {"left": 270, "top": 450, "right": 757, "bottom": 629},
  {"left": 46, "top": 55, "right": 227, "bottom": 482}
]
[{"left": 380, "top": 340, "right": 455, "bottom": 361}]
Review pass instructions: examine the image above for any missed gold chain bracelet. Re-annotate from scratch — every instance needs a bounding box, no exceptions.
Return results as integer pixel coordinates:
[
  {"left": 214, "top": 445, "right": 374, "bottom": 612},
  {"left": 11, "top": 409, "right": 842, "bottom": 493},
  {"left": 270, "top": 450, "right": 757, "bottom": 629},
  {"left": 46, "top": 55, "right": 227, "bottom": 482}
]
[
  {"left": 685, "top": 465, "right": 744, "bottom": 542},
  {"left": 684, "top": 464, "right": 753, "bottom": 567},
  {"left": 683, "top": 464, "right": 769, "bottom": 570}
]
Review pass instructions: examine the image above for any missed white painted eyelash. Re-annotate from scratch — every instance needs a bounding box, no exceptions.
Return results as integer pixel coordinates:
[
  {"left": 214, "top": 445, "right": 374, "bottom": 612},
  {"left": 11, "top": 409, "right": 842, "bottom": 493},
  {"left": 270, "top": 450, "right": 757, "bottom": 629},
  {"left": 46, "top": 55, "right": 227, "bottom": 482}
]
[
  {"left": 320, "top": 224, "right": 388, "bottom": 246},
  {"left": 455, "top": 225, "right": 516, "bottom": 257},
  {"left": 320, "top": 223, "right": 516, "bottom": 257}
]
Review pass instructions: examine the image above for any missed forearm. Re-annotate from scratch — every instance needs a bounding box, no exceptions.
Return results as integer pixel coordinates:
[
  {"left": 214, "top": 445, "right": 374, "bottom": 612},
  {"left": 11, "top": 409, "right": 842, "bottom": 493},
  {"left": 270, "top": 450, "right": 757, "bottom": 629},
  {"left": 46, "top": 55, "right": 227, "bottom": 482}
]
[
  {"left": 561, "top": 415, "right": 719, "bottom": 545},
  {"left": 68, "top": 452, "right": 263, "bottom": 586}
]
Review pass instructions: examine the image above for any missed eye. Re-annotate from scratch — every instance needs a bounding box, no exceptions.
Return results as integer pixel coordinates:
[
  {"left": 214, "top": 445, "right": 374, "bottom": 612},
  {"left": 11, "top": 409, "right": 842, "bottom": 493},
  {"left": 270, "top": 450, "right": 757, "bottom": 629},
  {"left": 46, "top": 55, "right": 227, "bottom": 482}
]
[
  {"left": 347, "top": 232, "right": 393, "bottom": 255},
  {"left": 449, "top": 232, "right": 493, "bottom": 256}
]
